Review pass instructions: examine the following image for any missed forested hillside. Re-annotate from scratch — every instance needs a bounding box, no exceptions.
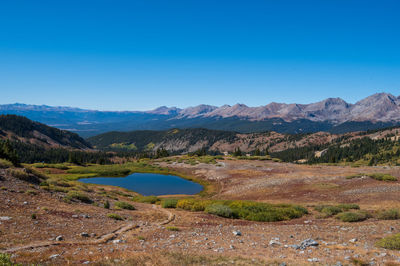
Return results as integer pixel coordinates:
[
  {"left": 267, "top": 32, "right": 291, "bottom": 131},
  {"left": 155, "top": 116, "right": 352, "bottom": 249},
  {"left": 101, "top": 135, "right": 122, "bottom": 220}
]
[{"left": 0, "top": 114, "right": 91, "bottom": 149}]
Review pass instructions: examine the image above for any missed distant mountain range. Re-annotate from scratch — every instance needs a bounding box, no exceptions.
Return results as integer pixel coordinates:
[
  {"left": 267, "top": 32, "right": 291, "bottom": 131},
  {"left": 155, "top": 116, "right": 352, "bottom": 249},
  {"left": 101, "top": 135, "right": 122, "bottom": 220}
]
[{"left": 1, "top": 93, "right": 400, "bottom": 137}]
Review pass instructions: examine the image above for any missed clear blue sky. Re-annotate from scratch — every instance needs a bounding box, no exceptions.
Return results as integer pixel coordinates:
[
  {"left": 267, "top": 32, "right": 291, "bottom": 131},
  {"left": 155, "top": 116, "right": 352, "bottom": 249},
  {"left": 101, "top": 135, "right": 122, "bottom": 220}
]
[{"left": 1, "top": 0, "right": 399, "bottom": 111}]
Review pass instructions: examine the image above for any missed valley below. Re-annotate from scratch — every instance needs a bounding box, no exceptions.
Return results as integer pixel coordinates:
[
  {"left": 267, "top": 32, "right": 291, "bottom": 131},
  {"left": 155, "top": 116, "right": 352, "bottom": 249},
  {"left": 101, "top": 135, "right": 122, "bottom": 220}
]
[{"left": 1, "top": 157, "right": 400, "bottom": 265}]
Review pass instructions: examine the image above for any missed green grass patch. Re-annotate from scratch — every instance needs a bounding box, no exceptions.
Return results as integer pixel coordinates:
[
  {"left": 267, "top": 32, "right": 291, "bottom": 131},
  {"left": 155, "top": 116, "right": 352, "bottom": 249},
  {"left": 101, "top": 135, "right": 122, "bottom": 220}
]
[
  {"left": 377, "top": 208, "right": 400, "bottom": 220},
  {"left": 161, "top": 198, "right": 178, "bottom": 208},
  {"left": 314, "top": 203, "right": 360, "bottom": 218},
  {"left": 107, "top": 213, "right": 124, "bottom": 220},
  {"left": 336, "top": 203, "right": 360, "bottom": 211},
  {"left": 347, "top": 173, "right": 397, "bottom": 181},
  {"left": 0, "top": 159, "right": 13, "bottom": 169},
  {"left": 0, "top": 253, "right": 20, "bottom": 266},
  {"left": 114, "top": 201, "right": 135, "bottom": 210},
  {"left": 166, "top": 226, "right": 180, "bottom": 231},
  {"left": 175, "top": 199, "right": 308, "bottom": 222},
  {"left": 32, "top": 163, "right": 70, "bottom": 170},
  {"left": 132, "top": 195, "right": 160, "bottom": 204},
  {"left": 65, "top": 191, "right": 93, "bottom": 204},
  {"left": 337, "top": 211, "right": 370, "bottom": 222},
  {"left": 376, "top": 233, "right": 400, "bottom": 250},
  {"left": 205, "top": 204, "right": 235, "bottom": 218}
]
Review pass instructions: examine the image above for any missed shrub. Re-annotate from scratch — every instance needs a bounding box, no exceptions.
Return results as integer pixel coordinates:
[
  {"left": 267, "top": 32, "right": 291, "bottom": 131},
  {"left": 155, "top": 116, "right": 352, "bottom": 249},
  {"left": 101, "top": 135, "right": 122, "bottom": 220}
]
[
  {"left": 337, "top": 211, "right": 369, "bottom": 222},
  {"left": 115, "top": 201, "right": 135, "bottom": 210},
  {"left": 166, "top": 226, "right": 180, "bottom": 231},
  {"left": 205, "top": 204, "right": 235, "bottom": 218},
  {"left": 107, "top": 213, "right": 124, "bottom": 220},
  {"left": 368, "top": 173, "right": 397, "bottom": 181},
  {"left": 337, "top": 204, "right": 360, "bottom": 211},
  {"left": 26, "top": 190, "right": 37, "bottom": 195},
  {"left": 104, "top": 200, "right": 110, "bottom": 209},
  {"left": 0, "top": 253, "right": 19, "bottom": 266},
  {"left": 132, "top": 195, "right": 160, "bottom": 204},
  {"left": 314, "top": 205, "right": 342, "bottom": 216},
  {"left": 377, "top": 209, "right": 400, "bottom": 220},
  {"left": 228, "top": 201, "right": 307, "bottom": 222},
  {"left": 65, "top": 191, "right": 93, "bottom": 204},
  {"left": 347, "top": 173, "right": 397, "bottom": 181},
  {"left": 31, "top": 213, "right": 37, "bottom": 219},
  {"left": 39, "top": 181, "right": 49, "bottom": 187},
  {"left": 376, "top": 233, "right": 400, "bottom": 250},
  {"left": 0, "top": 159, "right": 13, "bottom": 169},
  {"left": 162, "top": 199, "right": 178, "bottom": 208},
  {"left": 176, "top": 199, "right": 213, "bottom": 211},
  {"left": 8, "top": 169, "right": 29, "bottom": 181}
]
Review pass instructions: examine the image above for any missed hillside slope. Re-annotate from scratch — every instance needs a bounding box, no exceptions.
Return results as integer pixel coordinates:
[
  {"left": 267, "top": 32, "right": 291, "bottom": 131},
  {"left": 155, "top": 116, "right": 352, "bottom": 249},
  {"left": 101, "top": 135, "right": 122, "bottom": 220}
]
[
  {"left": 0, "top": 115, "right": 92, "bottom": 150},
  {"left": 88, "top": 126, "right": 400, "bottom": 166}
]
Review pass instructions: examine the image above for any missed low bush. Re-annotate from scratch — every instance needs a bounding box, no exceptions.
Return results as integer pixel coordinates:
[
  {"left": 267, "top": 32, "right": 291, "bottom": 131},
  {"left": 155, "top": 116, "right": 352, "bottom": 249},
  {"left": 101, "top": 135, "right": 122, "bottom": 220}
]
[
  {"left": 26, "top": 190, "right": 37, "bottom": 195},
  {"left": 161, "top": 199, "right": 178, "bottom": 208},
  {"left": 8, "top": 169, "right": 30, "bottom": 181},
  {"left": 104, "top": 200, "right": 110, "bottom": 209},
  {"left": 107, "top": 213, "right": 124, "bottom": 220},
  {"left": 31, "top": 213, "right": 37, "bottom": 219},
  {"left": 347, "top": 173, "right": 397, "bottom": 181},
  {"left": 166, "top": 226, "right": 180, "bottom": 231},
  {"left": 65, "top": 191, "right": 93, "bottom": 204},
  {"left": 228, "top": 201, "right": 308, "bottom": 222},
  {"left": 377, "top": 209, "right": 400, "bottom": 220},
  {"left": 132, "top": 195, "right": 160, "bottom": 204},
  {"left": 337, "top": 203, "right": 360, "bottom": 211},
  {"left": 0, "top": 253, "right": 19, "bottom": 266},
  {"left": 175, "top": 199, "right": 308, "bottom": 222},
  {"left": 337, "top": 211, "right": 369, "bottom": 222},
  {"left": 115, "top": 201, "right": 135, "bottom": 210},
  {"left": 376, "top": 233, "right": 400, "bottom": 250},
  {"left": 368, "top": 173, "right": 397, "bottom": 181},
  {"left": 176, "top": 199, "right": 213, "bottom": 211},
  {"left": 321, "top": 206, "right": 342, "bottom": 216},
  {"left": 205, "top": 204, "right": 235, "bottom": 218},
  {"left": 0, "top": 159, "right": 13, "bottom": 169}
]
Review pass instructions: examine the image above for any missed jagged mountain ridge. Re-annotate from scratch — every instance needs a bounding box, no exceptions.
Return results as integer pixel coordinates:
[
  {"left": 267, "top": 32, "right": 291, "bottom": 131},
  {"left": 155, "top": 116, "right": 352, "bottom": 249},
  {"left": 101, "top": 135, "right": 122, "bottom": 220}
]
[
  {"left": 151, "top": 93, "right": 400, "bottom": 123},
  {"left": 1, "top": 93, "right": 399, "bottom": 137}
]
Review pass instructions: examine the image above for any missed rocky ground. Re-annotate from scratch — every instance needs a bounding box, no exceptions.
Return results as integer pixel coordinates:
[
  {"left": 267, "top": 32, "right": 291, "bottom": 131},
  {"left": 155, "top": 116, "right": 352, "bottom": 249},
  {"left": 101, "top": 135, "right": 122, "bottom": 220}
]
[{"left": 1, "top": 160, "right": 400, "bottom": 265}]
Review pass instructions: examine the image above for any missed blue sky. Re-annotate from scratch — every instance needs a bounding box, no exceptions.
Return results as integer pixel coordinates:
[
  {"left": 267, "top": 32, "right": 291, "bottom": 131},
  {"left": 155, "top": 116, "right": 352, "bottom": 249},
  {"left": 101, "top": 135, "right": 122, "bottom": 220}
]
[{"left": 0, "top": 0, "right": 399, "bottom": 111}]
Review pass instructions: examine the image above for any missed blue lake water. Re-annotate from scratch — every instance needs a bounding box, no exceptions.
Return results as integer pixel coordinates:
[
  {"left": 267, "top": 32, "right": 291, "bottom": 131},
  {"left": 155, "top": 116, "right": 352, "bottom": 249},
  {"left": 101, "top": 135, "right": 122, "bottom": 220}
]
[{"left": 79, "top": 173, "right": 203, "bottom": 196}]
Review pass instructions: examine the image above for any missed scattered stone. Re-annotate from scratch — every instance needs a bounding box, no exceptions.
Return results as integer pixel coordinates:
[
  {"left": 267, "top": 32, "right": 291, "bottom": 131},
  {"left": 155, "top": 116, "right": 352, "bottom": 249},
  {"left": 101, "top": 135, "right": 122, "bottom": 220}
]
[
  {"left": 299, "top": 239, "right": 319, "bottom": 250},
  {"left": 23, "top": 201, "right": 28, "bottom": 205},
  {"left": 49, "top": 254, "right": 60, "bottom": 259},
  {"left": 349, "top": 238, "right": 358, "bottom": 243},
  {"left": 0, "top": 216, "right": 12, "bottom": 221},
  {"left": 112, "top": 239, "right": 123, "bottom": 244},
  {"left": 269, "top": 238, "right": 282, "bottom": 247},
  {"left": 80, "top": 232, "right": 90, "bottom": 237},
  {"left": 232, "top": 230, "right": 241, "bottom": 236},
  {"left": 307, "top": 258, "right": 319, "bottom": 262},
  {"left": 55, "top": 235, "right": 63, "bottom": 241}
]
